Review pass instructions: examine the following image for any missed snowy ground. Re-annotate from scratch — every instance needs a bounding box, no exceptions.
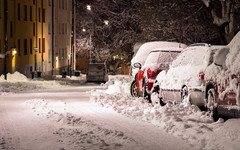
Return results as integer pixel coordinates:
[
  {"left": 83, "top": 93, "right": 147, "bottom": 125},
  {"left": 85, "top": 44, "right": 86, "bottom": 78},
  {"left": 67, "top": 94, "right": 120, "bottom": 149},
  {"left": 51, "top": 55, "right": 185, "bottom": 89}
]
[{"left": 0, "top": 72, "right": 240, "bottom": 150}]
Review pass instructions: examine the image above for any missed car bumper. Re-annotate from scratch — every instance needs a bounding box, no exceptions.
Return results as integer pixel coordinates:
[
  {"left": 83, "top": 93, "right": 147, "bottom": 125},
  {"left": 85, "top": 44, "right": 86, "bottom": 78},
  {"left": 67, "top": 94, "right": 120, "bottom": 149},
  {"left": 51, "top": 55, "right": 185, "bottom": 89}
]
[{"left": 188, "top": 87, "right": 205, "bottom": 106}]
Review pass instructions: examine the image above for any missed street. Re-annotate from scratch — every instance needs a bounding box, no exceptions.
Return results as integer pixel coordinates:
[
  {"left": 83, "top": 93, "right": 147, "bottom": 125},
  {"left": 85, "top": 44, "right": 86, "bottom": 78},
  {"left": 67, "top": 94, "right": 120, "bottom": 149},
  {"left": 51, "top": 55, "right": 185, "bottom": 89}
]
[{"left": 0, "top": 85, "right": 191, "bottom": 150}]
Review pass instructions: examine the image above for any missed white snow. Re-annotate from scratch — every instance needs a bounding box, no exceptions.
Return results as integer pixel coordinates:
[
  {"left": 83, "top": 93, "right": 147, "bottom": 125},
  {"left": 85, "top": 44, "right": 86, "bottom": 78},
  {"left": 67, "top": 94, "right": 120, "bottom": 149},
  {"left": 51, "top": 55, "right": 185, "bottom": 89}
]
[
  {"left": 131, "top": 41, "right": 187, "bottom": 77},
  {"left": 0, "top": 72, "right": 240, "bottom": 150}
]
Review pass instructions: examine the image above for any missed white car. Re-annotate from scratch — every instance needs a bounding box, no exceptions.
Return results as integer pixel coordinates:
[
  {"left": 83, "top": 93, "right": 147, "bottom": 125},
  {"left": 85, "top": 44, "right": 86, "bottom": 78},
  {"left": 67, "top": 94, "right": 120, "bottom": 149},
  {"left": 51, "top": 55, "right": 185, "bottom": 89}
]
[{"left": 151, "top": 43, "right": 227, "bottom": 106}]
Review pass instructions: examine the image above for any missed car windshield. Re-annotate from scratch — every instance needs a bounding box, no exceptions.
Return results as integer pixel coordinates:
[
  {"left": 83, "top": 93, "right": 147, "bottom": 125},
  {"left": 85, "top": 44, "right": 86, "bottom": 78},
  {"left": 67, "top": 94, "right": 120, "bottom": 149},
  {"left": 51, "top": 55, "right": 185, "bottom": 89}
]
[
  {"left": 171, "top": 47, "right": 211, "bottom": 68},
  {"left": 144, "top": 50, "right": 180, "bottom": 66}
]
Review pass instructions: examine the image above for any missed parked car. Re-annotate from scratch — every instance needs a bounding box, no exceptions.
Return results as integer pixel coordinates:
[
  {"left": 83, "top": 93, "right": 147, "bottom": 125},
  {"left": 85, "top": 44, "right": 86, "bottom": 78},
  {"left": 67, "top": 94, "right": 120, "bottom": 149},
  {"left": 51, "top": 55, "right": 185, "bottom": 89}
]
[
  {"left": 131, "top": 47, "right": 184, "bottom": 101},
  {"left": 130, "top": 42, "right": 187, "bottom": 97},
  {"left": 151, "top": 43, "right": 227, "bottom": 107},
  {"left": 86, "top": 63, "right": 108, "bottom": 83},
  {"left": 204, "top": 32, "right": 240, "bottom": 120}
]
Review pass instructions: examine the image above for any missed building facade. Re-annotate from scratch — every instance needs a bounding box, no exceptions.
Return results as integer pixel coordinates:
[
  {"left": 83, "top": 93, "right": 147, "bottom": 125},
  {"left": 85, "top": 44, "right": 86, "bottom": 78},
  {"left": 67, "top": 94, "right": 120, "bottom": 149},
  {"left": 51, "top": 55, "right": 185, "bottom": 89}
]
[{"left": 0, "top": 0, "right": 75, "bottom": 78}]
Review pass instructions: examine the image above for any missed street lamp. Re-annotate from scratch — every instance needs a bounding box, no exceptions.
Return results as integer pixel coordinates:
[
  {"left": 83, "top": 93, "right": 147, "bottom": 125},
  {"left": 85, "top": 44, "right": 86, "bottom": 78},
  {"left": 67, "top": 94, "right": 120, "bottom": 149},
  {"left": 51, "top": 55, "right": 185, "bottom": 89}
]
[
  {"left": 104, "top": 20, "right": 109, "bottom": 26},
  {"left": 86, "top": 5, "right": 91, "bottom": 11},
  {"left": 86, "top": 4, "right": 96, "bottom": 63}
]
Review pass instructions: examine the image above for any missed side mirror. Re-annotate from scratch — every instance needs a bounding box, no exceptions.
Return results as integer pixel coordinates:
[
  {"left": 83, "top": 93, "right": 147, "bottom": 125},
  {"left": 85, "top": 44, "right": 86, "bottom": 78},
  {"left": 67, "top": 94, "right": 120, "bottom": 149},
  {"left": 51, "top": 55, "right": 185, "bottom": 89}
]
[
  {"left": 133, "top": 62, "right": 142, "bottom": 69},
  {"left": 214, "top": 47, "right": 229, "bottom": 69}
]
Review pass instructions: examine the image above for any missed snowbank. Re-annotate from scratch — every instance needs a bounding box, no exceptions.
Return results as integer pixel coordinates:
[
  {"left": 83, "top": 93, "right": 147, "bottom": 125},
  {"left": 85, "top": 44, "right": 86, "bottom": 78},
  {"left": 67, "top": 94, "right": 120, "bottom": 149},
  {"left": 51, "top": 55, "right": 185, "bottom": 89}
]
[
  {"left": 104, "top": 75, "right": 131, "bottom": 94},
  {"left": 0, "top": 72, "right": 86, "bottom": 94},
  {"left": 90, "top": 75, "right": 240, "bottom": 150}
]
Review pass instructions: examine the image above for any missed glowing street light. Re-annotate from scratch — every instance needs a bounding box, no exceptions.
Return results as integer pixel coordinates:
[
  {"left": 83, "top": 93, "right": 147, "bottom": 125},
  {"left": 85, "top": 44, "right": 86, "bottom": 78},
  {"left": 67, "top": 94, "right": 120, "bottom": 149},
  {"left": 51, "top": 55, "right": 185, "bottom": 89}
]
[
  {"left": 86, "top": 5, "right": 91, "bottom": 11},
  {"left": 82, "top": 28, "right": 86, "bottom": 32},
  {"left": 104, "top": 20, "right": 109, "bottom": 26}
]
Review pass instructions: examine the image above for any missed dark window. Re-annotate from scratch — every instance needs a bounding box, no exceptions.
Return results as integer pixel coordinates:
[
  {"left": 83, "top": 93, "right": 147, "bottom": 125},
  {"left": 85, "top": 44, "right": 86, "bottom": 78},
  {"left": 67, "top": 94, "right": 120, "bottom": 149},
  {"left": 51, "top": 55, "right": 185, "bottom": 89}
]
[
  {"left": 62, "top": 23, "right": 64, "bottom": 34},
  {"left": 59, "top": 0, "right": 61, "bottom": 8},
  {"left": 39, "top": 8, "right": 41, "bottom": 22},
  {"left": 18, "top": 39, "right": 21, "bottom": 56},
  {"left": 24, "top": 5, "right": 27, "bottom": 21},
  {"left": 39, "top": 38, "right": 41, "bottom": 53},
  {"left": 30, "top": 39, "right": 33, "bottom": 54},
  {"left": 10, "top": 22, "right": 13, "bottom": 38},
  {"left": 62, "top": 0, "right": 64, "bottom": 9},
  {"left": 0, "top": 40, "right": 1, "bottom": 53},
  {"left": 65, "top": 0, "right": 67, "bottom": 10},
  {"left": 0, "top": 1, "right": 2, "bottom": 18},
  {"left": 30, "top": 6, "right": 32, "bottom": 21},
  {"left": 33, "top": 0, "right": 35, "bottom": 5},
  {"left": 24, "top": 39, "right": 27, "bottom": 55},
  {"left": 42, "top": 38, "right": 45, "bottom": 53},
  {"left": 33, "top": 23, "right": 35, "bottom": 36},
  {"left": 42, "top": 9, "right": 45, "bottom": 22},
  {"left": 18, "top": 4, "right": 20, "bottom": 20},
  {"left": 48, "top": 0, "right": 51, "bottom": 6}
]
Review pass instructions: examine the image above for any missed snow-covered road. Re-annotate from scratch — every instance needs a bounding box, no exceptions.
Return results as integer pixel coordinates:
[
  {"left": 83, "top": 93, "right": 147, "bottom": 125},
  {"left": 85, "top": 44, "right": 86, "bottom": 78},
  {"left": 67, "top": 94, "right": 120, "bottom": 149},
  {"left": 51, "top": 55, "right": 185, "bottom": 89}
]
[{"left": 0, "top": 86, "right": 191, "bottom": 150}]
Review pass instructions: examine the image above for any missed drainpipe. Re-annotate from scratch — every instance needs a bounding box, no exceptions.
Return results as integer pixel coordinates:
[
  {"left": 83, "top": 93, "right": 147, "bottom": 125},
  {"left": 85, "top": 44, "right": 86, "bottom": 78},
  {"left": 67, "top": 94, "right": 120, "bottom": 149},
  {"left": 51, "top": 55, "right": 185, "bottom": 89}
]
[
  {"left": 41, "top": 0, "right": 44, "bottom": 73},
  {"left": 52, "top": 0, "right": 54, "bottom": 75},
  {"left": 4, "top": 0, "right": 8, "bottom": 80},
  {"left": 70, "top": 0, "right": 75, "bottom": 77}
]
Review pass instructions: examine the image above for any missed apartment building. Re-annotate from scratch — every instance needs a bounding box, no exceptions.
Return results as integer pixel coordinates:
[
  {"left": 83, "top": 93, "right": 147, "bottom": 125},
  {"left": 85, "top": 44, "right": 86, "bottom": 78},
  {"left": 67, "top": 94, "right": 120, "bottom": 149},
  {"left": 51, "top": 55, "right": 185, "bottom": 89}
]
[
  {"left": 0, "top": 0, "right": 75, "bottom": 77},
  {"left": 47, "top": 0, "right": 75, "bottom": 75}
]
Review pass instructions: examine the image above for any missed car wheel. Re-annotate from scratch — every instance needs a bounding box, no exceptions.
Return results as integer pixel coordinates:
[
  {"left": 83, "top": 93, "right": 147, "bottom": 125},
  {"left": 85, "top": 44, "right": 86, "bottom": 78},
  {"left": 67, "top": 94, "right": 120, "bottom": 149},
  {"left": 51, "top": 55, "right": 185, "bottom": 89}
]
[
  {"left": 206, "top": 88, "right": 218, "bottom": 121},
  {"left": 130, "top": 80, "right": 138, "bottom": 97},
  {"left": 143, "top": 81, "right": 151, "bottom": 102}
]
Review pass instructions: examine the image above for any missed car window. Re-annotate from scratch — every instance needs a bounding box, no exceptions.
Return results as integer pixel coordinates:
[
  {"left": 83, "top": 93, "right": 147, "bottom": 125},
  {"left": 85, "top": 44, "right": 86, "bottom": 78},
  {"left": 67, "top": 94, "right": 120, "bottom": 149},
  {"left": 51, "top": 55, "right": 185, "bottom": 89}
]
[
  {"left": 171, "top": 47, "right": 208, "bottom": 68},
  {"left": 144, "top": 51, "right": 180, "bottom": 65}
]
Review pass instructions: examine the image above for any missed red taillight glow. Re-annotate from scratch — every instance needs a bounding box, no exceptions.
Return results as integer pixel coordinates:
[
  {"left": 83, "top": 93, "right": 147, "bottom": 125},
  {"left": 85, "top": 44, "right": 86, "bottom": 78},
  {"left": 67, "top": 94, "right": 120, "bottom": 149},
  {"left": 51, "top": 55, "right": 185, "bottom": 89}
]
[
  {"left": 199, "top": 71, "right": 204, "bottom": 80},
  {"left": 151, "top": 71, "right": 157, "bottom": 78},
  {"left": 147, "top": 68, "right": 151, "bottom": 79}
]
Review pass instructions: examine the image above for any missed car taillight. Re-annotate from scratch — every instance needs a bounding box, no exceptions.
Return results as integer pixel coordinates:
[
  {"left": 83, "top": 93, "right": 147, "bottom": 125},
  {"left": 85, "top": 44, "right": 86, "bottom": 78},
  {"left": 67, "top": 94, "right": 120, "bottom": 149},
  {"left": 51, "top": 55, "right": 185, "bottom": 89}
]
[
  {"left": 199, "top": 71, "right": 204, "bottom": 80},
  {"left": 147, "top": 68, "right": 151, "bottom": 79},
  {"left": 151, "top": 71, "right": 157, "bottom": 78}
]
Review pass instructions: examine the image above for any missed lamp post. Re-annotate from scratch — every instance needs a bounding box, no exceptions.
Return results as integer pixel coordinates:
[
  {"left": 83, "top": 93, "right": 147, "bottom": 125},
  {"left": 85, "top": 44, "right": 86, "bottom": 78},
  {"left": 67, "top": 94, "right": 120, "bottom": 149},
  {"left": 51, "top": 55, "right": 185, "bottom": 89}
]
[
  {"left": 82, "top": 28, "right": 92, "bottom": 63},
  {"left": 86, "top": 5, "right": 96, "bottom": 63}
]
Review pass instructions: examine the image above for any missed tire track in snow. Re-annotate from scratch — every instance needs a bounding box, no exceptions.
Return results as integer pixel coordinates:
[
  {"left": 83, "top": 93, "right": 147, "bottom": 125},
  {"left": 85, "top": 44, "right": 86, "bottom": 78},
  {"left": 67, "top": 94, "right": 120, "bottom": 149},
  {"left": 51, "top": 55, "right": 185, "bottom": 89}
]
[{"left": 25, "top": 99, "right": 141, "bottom": 150}]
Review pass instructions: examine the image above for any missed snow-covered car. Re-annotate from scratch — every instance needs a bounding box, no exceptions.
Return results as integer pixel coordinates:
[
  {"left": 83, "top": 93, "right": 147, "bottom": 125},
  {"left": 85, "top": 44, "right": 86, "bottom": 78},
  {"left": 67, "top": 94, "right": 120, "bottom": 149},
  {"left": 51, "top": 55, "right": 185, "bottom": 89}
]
[
  {"left": 132, "top": 48, "right": 184, "bottom": 100},
  {"left": 130, "top": 42, "right": 187, "bottom": 97},
  {"left": 205, "top": 32, "right": 240, "bottom": 120},
  {"left": 151, "top": 43, "right": 227, "bottom": 107}
]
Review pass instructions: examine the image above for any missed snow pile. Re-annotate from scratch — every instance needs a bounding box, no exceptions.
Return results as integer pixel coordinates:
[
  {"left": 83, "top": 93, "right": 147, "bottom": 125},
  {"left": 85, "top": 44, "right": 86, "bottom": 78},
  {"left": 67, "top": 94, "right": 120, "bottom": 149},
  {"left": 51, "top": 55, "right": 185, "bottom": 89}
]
[
  {"left": 0, "top": 72, "right": 85, "bottom": 94},
  {"left": 90, "top": 75, "right": 240, "bottom": 150},
  {"left": 205, "top": 119, "right": 240, "bottom": 150},
  {"left": 90, "top": 91, "right": 226, "bottom": 149},
  {"left": 0, "top": 72, "right": 29, "bottom": 82},
  {"left": 104, "top": 75, "right": 131, "bottom": 94}
]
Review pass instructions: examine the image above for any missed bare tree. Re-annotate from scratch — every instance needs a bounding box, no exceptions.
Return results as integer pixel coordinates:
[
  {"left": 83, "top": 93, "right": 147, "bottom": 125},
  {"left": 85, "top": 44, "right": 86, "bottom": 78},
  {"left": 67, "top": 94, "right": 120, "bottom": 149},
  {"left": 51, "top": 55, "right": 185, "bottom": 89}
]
[{"left": 201, "top": 0, "right": 240, "bottom": 44}]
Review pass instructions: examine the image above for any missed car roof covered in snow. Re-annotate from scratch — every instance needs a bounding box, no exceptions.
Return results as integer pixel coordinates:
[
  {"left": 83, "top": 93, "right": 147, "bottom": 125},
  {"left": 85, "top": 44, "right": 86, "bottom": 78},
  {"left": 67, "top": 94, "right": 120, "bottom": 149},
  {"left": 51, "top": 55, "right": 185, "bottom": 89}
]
[{"left": 131, "top": 41, "right": 187, "bottom": 66}]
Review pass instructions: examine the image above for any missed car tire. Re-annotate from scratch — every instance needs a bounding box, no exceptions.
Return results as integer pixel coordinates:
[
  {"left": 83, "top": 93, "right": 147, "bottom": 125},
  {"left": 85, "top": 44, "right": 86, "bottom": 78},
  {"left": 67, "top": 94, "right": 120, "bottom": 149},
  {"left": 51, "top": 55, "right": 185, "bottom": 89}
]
[
  {"left": 130, "top": 80, "right": 138, "bottom": 97},
  {"left": 206, "top": 88, "right": 219, "bottom": 121},
  {"left": 143, "top": 81, "right": 151, "bottom": 103}
]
